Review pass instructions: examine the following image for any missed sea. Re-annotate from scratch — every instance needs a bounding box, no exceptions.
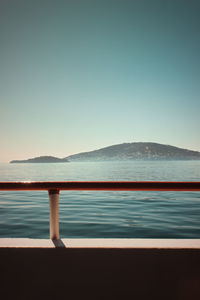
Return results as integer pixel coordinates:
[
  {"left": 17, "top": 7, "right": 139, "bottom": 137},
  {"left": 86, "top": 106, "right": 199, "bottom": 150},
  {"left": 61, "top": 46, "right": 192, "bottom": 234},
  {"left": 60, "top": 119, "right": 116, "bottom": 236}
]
[{"left": 0, "top": 160, "right": 200, "bottom": 239}]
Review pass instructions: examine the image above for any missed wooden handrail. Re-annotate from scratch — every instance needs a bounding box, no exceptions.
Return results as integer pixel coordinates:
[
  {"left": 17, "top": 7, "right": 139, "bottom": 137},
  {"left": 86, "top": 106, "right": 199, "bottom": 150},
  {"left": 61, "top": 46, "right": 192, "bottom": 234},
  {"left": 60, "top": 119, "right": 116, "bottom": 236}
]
[{"left": 0, "top": 181, "right": 200, "bottom": 191}]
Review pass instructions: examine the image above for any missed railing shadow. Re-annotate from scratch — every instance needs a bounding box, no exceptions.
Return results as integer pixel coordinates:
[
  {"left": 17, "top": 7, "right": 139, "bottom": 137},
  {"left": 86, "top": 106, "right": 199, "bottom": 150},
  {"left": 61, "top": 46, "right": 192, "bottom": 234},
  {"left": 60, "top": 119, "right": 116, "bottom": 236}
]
[{"left": 52, "top": 239, "right": 66, "bottom": 248}]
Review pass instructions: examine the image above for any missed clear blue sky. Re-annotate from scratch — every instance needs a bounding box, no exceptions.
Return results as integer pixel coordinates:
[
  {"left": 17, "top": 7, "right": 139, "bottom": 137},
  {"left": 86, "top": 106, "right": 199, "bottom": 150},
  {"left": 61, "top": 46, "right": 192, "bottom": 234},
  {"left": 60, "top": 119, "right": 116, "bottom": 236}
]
[{"left": 1, "top": 0, "right": 200, "bottom": 162}]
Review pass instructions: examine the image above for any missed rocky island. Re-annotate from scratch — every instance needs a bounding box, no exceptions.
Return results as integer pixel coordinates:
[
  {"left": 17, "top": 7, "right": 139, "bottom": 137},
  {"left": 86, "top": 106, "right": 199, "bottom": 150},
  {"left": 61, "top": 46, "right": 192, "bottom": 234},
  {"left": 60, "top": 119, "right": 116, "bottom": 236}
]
[
  {"left": 65, "top": 142, "right": 200, "bottom": 161},
  {"left": 10, "top": 156, "right": 69, "bottom": 163},
  {"left": 10, "top": 143, "right": 200, "bottom": 163}
]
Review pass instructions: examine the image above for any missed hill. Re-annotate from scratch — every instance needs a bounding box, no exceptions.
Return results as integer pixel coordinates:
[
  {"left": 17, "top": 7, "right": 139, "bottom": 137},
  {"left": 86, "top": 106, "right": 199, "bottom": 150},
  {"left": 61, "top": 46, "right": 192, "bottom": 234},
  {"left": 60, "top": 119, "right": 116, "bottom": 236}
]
[
  {"left": 10, "top": 156, "right": 69, "bottom": 163},
  {"left": 66, "top": 142, "right": 200, "bottom": 161}
]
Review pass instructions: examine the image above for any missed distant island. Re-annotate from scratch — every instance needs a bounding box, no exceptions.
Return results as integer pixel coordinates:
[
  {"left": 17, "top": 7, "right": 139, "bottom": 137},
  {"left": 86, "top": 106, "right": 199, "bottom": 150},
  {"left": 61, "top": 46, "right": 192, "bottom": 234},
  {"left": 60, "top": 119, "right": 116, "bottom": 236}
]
[
  {"left": 10, "top": 156, "right": 69, "bottom": 163},
  {"left": 10, "top": 142, "right": 200, "bottom": 163},
  {"left": 65, "top": 142, "right": 200, "bottom": 161}
]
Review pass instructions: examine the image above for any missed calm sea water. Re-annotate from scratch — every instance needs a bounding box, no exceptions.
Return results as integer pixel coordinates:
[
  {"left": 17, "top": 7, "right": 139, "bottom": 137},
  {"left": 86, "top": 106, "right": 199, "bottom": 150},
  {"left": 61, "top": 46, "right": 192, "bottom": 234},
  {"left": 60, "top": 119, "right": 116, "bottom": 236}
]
[{"left": 0, "top": 160, "right": 200, "bottom": 239}]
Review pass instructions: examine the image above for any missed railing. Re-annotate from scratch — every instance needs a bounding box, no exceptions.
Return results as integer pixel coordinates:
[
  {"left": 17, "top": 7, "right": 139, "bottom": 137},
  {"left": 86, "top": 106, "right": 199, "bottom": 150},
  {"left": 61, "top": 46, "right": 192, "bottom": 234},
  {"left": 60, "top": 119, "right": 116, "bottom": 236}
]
[{"left": 0, "top": 181, "right": 200, "bottom": 240}]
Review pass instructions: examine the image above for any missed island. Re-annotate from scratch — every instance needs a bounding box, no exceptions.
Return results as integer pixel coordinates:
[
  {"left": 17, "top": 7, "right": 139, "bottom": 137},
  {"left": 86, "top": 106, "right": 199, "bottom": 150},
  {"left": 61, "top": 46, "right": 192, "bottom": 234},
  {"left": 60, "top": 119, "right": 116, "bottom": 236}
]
[
  {"left": 65, "top": 142, "right": 200, "bottom": 161},
  {"left": 10, "top": 156, "right": 69, "bottom": 163},
  {"left": 10, "top": 142, "right": 200, "bottom": 163}
]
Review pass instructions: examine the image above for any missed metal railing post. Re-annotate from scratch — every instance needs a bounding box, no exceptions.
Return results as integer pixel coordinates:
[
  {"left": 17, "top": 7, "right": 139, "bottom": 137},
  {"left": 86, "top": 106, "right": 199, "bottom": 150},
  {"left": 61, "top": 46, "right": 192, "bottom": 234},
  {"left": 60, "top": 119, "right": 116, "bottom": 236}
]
[{"left": 48, "top": 189, "right": 60, "bottom": 240}]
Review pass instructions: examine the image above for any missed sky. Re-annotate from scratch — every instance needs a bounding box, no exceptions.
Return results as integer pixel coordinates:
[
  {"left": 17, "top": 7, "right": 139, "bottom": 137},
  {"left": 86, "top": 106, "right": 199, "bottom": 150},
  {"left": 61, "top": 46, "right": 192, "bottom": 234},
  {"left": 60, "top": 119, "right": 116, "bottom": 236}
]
[{"left": 1, "top": 0, "right": 200, "bottom": 162}]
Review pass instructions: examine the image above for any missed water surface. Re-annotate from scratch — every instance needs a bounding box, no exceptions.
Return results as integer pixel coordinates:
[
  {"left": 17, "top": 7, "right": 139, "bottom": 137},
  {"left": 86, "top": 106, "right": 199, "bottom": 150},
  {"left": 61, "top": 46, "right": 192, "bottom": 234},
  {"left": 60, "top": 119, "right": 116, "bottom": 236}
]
[{"left": 0, "top": 160, "right": 200, "bottom": 238}]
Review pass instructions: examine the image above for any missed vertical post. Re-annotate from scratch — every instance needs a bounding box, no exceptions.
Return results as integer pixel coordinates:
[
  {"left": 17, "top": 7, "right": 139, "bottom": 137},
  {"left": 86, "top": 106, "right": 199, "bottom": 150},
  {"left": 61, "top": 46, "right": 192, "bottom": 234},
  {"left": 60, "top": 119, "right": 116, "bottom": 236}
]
[{"left": 48, "top": 189, "right": 60, "bottom": 240}]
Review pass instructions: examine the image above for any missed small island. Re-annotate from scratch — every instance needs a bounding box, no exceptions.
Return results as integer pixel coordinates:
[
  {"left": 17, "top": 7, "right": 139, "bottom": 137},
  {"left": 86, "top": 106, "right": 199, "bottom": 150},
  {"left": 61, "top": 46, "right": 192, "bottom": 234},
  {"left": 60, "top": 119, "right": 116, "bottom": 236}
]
[{"left": 10, "top": 156, "right": 69, "bottom": 163}]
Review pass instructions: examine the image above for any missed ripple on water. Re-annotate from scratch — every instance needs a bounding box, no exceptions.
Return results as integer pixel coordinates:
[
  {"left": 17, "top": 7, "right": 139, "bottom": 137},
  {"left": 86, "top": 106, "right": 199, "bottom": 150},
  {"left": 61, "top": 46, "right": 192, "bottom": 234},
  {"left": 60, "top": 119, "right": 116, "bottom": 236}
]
[{"left": 0, "top": 161, "right": 200, "bottom": 238}]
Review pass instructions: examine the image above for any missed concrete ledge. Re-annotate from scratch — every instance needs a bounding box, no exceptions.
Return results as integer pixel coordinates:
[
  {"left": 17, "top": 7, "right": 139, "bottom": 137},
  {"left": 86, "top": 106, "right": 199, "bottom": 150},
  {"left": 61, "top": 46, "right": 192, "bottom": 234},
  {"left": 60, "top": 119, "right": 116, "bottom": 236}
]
[
  {"left": 62, "top": 238, "right": 200, "bottom": 249},
  {"left": 1, "top": 238, "right": 200, "bottom": 248},
  {"left": 0, "top": 238, "right": 54, "bottom": 247}
]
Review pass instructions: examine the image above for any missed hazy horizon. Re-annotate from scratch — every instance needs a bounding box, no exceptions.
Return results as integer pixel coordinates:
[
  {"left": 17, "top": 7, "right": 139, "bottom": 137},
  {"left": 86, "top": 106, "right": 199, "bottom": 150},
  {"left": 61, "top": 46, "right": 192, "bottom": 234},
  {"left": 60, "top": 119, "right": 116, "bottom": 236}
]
[{"left": 1, "top": 0, "right": 200, "bottom": 162}]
